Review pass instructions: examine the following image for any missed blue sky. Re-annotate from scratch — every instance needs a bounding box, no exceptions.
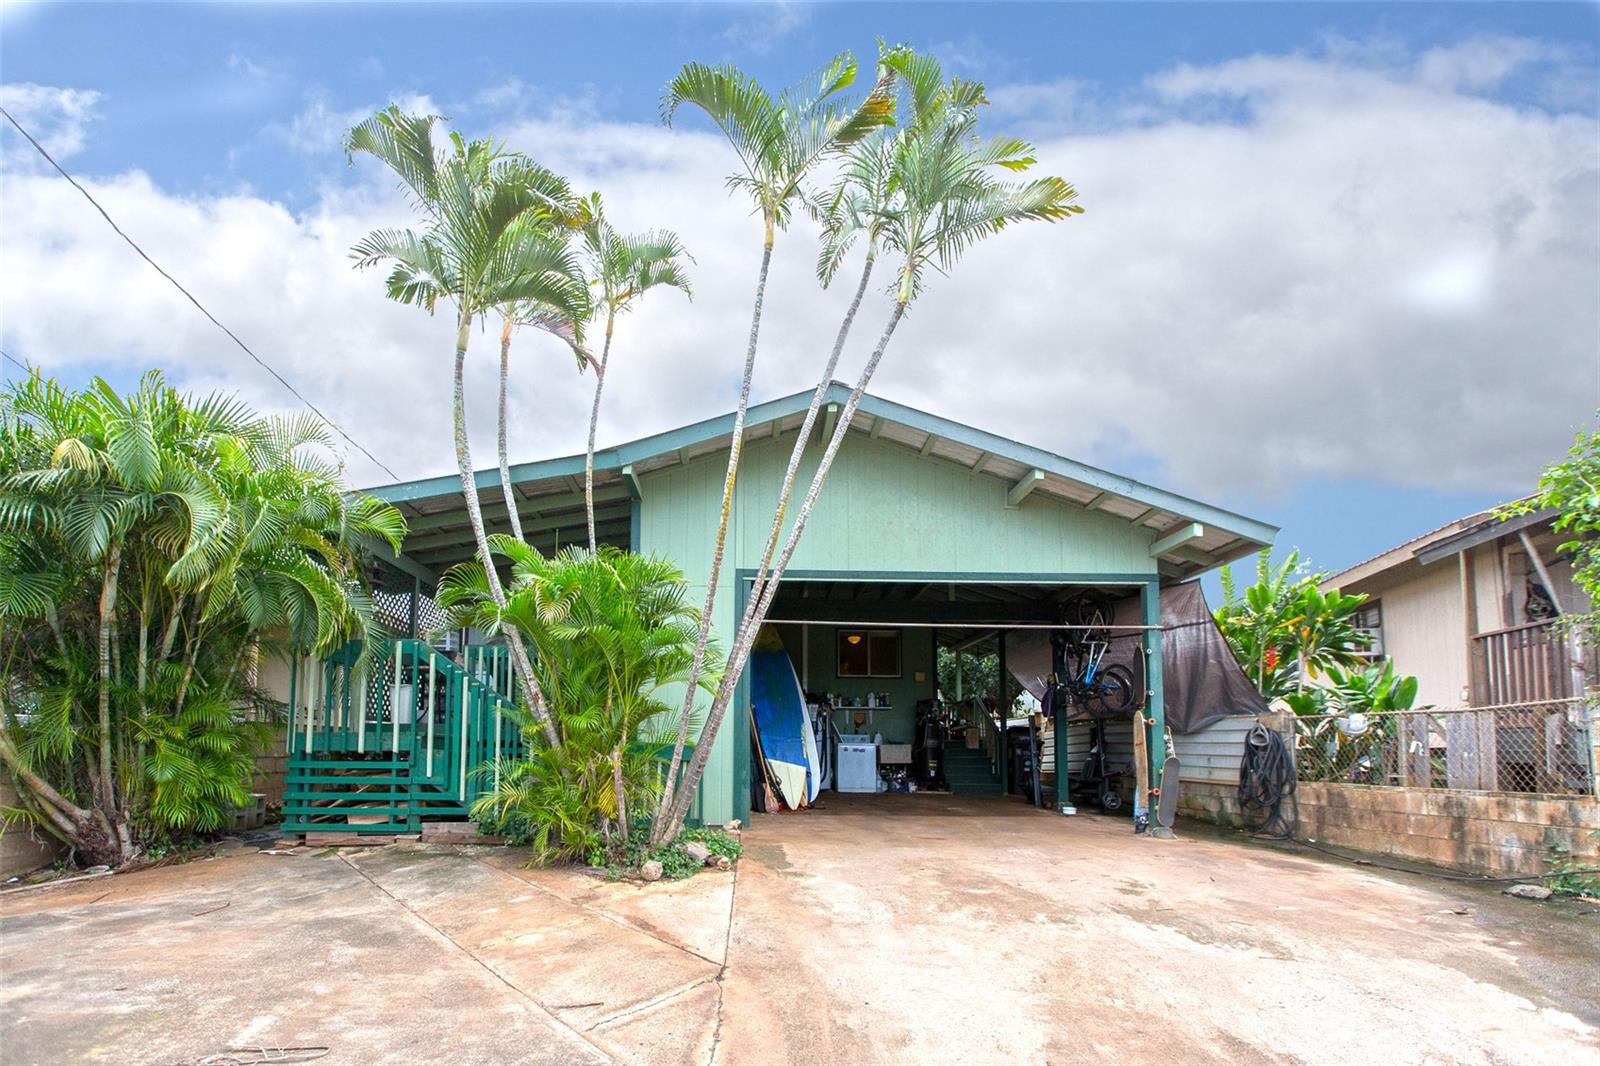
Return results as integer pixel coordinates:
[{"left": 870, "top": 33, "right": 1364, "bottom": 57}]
[{"left": 3, "top": 2, "right": 1597, "bottom": 587}]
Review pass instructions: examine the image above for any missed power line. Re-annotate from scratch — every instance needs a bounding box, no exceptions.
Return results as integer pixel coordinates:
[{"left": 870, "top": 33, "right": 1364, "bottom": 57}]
[
  {"left": 1, "top": 106, "right": 402, "bottom": 480},
  {"left": 0, "top": 347, "right": 28, "bottom": 373}
]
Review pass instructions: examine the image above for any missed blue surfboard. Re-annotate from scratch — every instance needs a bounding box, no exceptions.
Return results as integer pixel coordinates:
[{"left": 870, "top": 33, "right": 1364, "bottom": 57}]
[{"left": 750, "top": 627, "right": 821, "bottom": 807}]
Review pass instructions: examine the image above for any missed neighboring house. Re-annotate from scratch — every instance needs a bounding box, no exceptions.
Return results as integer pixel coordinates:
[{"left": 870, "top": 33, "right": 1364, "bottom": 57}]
[
  {"left": 1321, "top": 505, "right": 1593, "bottom": 708},
  {"left": 279, "top": 383, "right": 1276, "bottom": 831},
  {"left": 1319, "top": 506, "right": 1596, "bottom": 793}
]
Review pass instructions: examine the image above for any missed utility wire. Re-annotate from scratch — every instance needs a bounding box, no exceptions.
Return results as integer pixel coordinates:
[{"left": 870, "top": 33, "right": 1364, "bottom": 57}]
[
  {"left": 0, "top": 347, "right": 28, "bottom": 373},
  {"left": 1, "top": 106, "right": 402, "bottom": 480}
]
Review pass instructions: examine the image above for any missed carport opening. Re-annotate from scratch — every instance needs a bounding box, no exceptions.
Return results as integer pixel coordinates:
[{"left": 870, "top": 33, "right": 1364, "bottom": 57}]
[{"left": 752, "top": 578, "right": 1154, "bottom": 820}]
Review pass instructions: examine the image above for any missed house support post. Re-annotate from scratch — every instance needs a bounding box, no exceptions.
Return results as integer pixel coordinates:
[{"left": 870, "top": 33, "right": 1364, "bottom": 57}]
[
  {"left": 997, "top": 632, "right": 1009, "bottom": 794},
  {"left": 409, "top": 576, "right": 420, "bottom": 639},
  {"left": 1142, "top": 580, "right": 1168, "bottom": 830}
]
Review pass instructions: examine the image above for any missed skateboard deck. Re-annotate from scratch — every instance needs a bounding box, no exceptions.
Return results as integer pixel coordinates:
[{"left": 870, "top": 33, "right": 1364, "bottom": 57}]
[
  {"left": 1131, "top": 713, "right": 1151, "bottom": 831},
  {"left": 1155, "top": 754, "right": 1180, "bottom": 828}
]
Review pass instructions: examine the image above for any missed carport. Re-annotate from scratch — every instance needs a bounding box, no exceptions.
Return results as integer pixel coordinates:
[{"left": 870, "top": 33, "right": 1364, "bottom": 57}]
[{"left": 757, "top": 575, "right": 1158, "bottom": 806}]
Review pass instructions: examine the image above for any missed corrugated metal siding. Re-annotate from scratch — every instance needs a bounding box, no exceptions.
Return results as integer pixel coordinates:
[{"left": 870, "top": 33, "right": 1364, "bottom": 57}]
[
  {"left": 1170, "top": 715, "right": 1255, "bottom": 784},
  {"left": 638, "top": 431, "right": 1161, "bottom": 826}
]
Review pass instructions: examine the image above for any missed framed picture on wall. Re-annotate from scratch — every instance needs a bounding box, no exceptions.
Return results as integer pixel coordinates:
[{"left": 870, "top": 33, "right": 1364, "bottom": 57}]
[{"left": 838, "top": 629, "right": 902, "bottom": 678}]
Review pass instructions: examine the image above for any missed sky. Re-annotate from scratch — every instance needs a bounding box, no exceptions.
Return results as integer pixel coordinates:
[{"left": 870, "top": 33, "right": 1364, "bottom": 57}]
[{"left": 2, "top": 1, "right": 1597, "bottom": 587}]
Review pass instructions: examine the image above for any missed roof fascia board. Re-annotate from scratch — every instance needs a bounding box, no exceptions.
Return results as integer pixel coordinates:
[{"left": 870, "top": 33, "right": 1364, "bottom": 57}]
[{"left": 1415, "top": 508, "right": 1558, "bottom": 566}]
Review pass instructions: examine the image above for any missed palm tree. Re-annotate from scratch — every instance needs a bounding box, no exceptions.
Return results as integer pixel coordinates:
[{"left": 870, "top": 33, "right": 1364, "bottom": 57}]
[
  {"left": 654, "top": 52, "right": 895, "bottom": 819},
  {"left": 346, "top": 107, "right": 587, "bottom": 748},
  {"left": 579, "top": 194, "right": 694, "bottom": 551},
  {"left": 0, "top": 371, "right": 405, "bottom": 865},
  {"left": 655, "top": 55, "right": 1084, "bottom": 839}
]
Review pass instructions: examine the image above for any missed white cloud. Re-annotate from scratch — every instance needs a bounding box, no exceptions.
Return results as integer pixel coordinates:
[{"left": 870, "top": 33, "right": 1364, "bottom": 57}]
[
  {"left": 265, "top": 91, "right": 441, "bottom": 154},
  {"left": 2, "top": 37, "right": 1596, "bottom": 506},
  {"left": 721, "top": 2, "right": 810, "bottom": 56},
  {"left": 0, "top": 82, "right": 102, "bottom": 161}
]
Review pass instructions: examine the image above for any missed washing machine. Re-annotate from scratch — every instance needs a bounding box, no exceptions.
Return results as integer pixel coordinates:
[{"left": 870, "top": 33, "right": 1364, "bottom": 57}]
[{"left": 835, "top": 734, "right": 879, "bottom": 793}]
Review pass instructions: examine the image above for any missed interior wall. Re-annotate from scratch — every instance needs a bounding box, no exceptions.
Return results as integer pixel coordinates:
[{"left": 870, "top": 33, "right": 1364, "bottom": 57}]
[{"left": 772, "top": 623, "right": 935, "bottom": 744}]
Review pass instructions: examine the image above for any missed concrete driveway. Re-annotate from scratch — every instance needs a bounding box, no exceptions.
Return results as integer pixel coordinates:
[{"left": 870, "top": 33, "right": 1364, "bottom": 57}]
[{"left": 2, "top": 794, "right": 1596, "bottom": 1065}]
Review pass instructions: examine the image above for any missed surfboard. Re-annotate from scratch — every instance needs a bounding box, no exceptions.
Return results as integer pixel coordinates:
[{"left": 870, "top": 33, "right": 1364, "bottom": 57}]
[{"left": 749, "top": 627, "right": 821, "bottom": 807}]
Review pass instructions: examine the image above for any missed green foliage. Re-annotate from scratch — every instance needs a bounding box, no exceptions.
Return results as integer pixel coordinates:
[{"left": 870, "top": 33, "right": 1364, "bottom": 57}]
[
  {"left": 345, "top": 106, "right": 591, "bottom": 339},
  {"left": 1500, "top": 416, "right": 1599, "bottom": 639},
  {"left": 0, "top": 371, "right": 403, "bottom": 863},
  {"left": 661, "top": 51, "right": 896, "bottom": 232},
  {"left": 1216, "top": 549, "right": 1374, "bottom": 700},
  {"left": 590, "top": 826, "right": 743, "bottom": 881},
  {"left": 1545, "top": 836, "right": 1600, "bottom": 897},
  {"left": 446, "top": 547, "right": 716, "bottom": 863}
]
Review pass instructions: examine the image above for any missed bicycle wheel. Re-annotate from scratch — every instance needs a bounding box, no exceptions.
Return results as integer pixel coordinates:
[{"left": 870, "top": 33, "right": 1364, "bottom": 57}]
[
  {"left": 1063, "top": 592, "right": 1113, "bottom": 644},
  {"left": 1091, "top": 663, "right": 1137, "bottom": 714}
]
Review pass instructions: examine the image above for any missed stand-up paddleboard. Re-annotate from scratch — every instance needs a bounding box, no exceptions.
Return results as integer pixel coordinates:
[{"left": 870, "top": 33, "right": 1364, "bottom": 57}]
[{"left": 750, "top": 627, "right": 821, "bottom": 807}]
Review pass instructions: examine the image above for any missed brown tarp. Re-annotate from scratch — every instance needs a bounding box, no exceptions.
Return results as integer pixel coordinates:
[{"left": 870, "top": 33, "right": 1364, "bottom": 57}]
[{"left": 1006, "top": 580, "right": 1267, "bottom": 734}]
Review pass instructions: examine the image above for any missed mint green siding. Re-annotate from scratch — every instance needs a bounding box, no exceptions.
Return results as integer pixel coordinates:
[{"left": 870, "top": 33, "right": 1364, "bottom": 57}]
[{"left": 637, "top": 430, "right": 1160, "bottom": 825}]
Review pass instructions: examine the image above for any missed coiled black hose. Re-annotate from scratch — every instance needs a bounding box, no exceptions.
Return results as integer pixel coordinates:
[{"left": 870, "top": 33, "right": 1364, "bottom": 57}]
[{"left": 1238, "top": 722, "right": 1297, "bottom": 839}]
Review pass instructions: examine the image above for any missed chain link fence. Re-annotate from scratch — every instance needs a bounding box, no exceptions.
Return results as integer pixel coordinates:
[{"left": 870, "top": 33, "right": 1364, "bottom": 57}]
[{"left": 1294, "top": 697, "right": 1597, "bottom": 797}]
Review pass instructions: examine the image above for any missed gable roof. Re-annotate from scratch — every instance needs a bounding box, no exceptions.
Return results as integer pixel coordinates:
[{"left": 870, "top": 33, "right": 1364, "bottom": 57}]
[
  {"left": 363, "top": 382, "right": 1277, "bottom": 582},
  {"left": 1319, "top": 499, "right": 1551, "bottom": 591}
]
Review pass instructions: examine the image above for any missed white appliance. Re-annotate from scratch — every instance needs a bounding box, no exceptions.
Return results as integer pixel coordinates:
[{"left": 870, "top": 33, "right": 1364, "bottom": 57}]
[{"left": 835, "top": 734, "right": 879, "bottom": 793}]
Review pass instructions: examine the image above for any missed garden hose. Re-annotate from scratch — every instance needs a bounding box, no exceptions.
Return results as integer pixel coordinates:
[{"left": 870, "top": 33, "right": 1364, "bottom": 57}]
[{"left": 1238, "top": 721, "right": 1297, "bottom": 839}]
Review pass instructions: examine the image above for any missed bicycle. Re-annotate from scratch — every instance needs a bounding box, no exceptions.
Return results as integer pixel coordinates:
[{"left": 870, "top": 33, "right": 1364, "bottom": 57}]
[{"left": 1050, "top": 593, "right": 1137, "bottom": 717}]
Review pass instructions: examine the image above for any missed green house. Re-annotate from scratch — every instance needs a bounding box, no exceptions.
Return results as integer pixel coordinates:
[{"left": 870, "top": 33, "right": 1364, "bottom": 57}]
[{"left": 296, "top": 384, "right": 1274, "bottom": 831}]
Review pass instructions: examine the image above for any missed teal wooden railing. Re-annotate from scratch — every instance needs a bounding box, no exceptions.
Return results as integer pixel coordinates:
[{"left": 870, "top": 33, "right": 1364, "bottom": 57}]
[
  {"left": 280, "top": 638, "right": 704, "bottom": 834},
  {"left": 281, "top": 639, "right": 523, "bottom": 833}
]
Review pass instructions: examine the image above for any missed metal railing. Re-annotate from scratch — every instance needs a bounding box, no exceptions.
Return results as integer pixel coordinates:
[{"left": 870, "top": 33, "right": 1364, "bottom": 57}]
[{"left": 1294, "top": 697, "right": 1597, "bottom": 797}]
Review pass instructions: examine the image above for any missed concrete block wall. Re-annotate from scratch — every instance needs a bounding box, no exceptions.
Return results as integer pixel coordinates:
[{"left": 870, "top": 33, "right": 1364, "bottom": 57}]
[
  {"left": 251, "top": 728, "right": 290, "bottom": 807},
  {"left": 0, "top": 780, "right": 66, "bottom": 879},
  {"left": 1175, "top": 779, "right": 1252, "bottom": 829},
  {"left": 1295, "top": 783, "right": 1600, "bottom": 877}
]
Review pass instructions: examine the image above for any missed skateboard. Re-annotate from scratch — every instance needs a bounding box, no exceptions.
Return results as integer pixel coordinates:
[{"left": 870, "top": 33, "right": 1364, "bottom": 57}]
[
  {"left": 1131, "top": 713, "right": 1151, "bottom": 833},
  {"left": 1154, "top": 753, "right": 1181, "bottom": 829}
]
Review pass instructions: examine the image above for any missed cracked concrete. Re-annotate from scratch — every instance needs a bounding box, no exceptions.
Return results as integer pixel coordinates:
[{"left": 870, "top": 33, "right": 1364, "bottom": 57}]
[{"left": 2, "top": 794, "right": 1597, "bottom": 1065}]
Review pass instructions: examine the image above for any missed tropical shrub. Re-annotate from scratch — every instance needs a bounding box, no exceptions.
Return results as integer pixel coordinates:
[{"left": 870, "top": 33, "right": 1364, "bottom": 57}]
[
  {"left": 0, "top": 372, "right": 404, "bottom": 865},
  {"left": 439, "top": 544, "right": 715, "bottom": 864},
  {"left": 1216, "top": 549, "right": 1373, "bottom": 699}
]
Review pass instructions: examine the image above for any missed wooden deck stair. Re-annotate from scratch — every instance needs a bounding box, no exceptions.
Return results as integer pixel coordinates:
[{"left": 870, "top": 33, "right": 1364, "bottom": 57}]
[{"left": 943, "top": 746, "right": 1004, "bottom": 795}]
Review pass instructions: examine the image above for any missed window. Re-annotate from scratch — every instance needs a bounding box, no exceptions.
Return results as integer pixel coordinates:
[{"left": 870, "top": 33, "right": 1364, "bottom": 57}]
[
  {"left": 1351, "top": 601, "right": 1384, "bottom": 659},
  {"left": 838, "top": 629, "right": 902, "bottom": 678}
]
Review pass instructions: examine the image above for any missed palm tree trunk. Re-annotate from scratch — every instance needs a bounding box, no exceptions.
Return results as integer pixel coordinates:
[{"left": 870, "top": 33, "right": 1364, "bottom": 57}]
[
  {"left": 659, "top": 297, "right": 909, "bottom": 838},
  {"left": 496, "top": 319, "right": 526, "bottom": 545},
  {"left": 705, "top": 249, "right": 875, "bottom": 722},
  {"left": 158, "top": 593, "right": 186, "bottom": 661},
  {"left": 585, "top": 313, "right": 616, "bottom": 553},
  {"left": 655, "top": 221, "right": 775, "bottom": 833},
  {"left": 454, "top": 311, "right": 561, "bottom": 750},
  {"left": 95, "top": 543, "right": 122, "bottom": 817},
  {"left": 174, "top": 619, "right": 203, "bottom": 714},
  {"left": 612, "top": 742, "right": 628, "bottom": 843}
]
